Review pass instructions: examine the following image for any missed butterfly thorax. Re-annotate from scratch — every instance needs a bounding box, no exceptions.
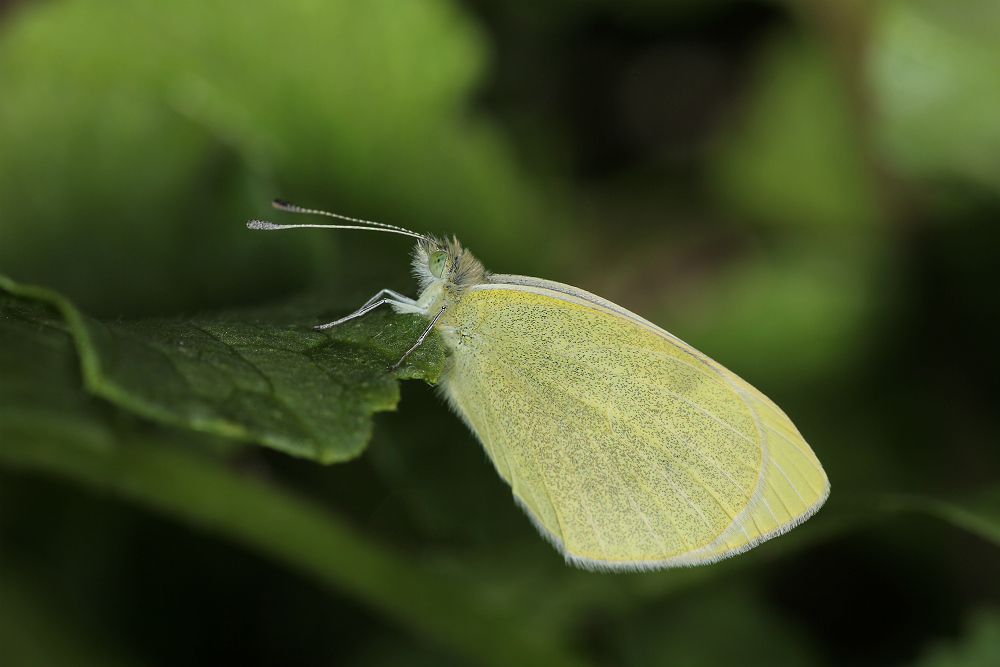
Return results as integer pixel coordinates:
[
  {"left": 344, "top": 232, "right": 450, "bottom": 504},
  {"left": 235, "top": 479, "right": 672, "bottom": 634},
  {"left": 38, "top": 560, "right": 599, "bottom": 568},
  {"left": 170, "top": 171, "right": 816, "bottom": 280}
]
[{"left": 412, "top": 236, "right": 488, "bottom": 318}]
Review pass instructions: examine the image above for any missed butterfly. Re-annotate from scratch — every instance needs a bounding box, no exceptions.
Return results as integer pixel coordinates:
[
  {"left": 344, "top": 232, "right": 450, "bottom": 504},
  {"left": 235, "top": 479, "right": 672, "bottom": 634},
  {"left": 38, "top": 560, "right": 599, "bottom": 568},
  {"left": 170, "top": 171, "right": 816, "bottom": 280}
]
[{"left": 250, "top": 200, "right": 829, "bottom": 571}]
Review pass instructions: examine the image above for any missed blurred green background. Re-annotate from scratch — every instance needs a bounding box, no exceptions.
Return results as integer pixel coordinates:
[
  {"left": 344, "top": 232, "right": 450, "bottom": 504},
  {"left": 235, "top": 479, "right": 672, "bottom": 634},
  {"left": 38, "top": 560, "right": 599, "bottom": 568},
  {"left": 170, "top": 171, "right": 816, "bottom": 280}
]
[{"left": 2, "top": 0, "right": 999, "bottom": 666}]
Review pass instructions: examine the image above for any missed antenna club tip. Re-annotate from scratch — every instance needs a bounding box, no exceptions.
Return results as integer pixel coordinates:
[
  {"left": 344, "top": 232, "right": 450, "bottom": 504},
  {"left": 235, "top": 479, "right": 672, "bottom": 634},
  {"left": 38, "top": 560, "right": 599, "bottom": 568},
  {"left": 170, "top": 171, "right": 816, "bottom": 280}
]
[
  {"left": 272, "top": 198, "right": 294, "bottom": 210},
  {"left": 247, "top": 219, "right": 280, "bottom": 230}
]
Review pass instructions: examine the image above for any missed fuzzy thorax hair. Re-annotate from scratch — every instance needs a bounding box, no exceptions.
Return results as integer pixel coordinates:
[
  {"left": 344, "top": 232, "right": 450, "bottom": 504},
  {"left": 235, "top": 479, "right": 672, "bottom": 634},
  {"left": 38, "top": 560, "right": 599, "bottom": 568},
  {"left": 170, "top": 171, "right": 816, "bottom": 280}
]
[{"left": 412, "top": 235, "right": 488, "bottom": 293}]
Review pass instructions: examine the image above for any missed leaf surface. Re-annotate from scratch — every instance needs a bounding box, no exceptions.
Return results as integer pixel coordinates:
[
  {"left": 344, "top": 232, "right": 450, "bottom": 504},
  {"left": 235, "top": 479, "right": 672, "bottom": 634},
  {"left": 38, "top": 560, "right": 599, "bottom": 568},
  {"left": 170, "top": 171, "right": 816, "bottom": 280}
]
[{"left": 1, "top": 275, "right": 443, "bottom": 462}]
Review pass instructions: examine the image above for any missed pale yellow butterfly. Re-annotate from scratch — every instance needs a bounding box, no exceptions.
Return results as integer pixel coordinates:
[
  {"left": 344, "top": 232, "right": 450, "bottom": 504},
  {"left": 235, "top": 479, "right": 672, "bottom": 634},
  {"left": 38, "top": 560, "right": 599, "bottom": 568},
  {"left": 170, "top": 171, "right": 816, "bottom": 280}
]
[{"left": 249, "top": 200, "right": 830, "bottom": 572}]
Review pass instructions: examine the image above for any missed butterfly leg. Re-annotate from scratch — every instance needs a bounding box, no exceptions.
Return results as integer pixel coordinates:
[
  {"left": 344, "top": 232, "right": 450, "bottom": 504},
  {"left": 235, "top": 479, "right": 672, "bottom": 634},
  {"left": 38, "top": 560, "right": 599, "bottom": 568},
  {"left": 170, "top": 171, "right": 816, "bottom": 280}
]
[
  {"left": 388, "top": 305, "right": 446, "bottom": 370},
  {"left": 357, "top": 289, "right": 415, "bottom": 311},
  {"left": 314, "top": 289, "right": 419, "bottom": 330}
]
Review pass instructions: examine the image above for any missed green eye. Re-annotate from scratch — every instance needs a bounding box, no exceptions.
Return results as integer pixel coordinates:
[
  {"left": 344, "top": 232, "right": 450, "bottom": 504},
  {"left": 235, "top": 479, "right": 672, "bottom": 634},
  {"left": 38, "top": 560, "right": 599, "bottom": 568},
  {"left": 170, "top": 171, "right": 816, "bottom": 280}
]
[{"left": 429, "top": 250, "right": 447, "bottom": 278}]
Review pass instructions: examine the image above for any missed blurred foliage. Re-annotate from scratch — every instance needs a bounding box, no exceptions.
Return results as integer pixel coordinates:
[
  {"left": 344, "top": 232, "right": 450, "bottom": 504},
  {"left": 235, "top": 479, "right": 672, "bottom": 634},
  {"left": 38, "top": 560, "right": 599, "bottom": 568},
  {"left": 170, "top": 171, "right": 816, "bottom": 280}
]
[
  {"left": 913, "top": 608, "right": 1000, "bottom": 667},
  {"left": 871, "top": 0, "right": 1000, "bottom": 192},
  {"left": 1, "top": 0, "right": 999, "bottom": 666}
]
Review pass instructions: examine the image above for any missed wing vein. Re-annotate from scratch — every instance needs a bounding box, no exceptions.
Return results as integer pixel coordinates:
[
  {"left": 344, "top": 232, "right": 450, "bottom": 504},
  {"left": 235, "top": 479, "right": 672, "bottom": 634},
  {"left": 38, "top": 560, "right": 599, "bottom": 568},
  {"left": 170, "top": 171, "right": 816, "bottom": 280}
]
[
  {"left": 488, "top": 354, "right": 609, "bottom": 557},
  {"left": 510, "top": 362, "right": 674, "bottom": 557},
  {"left": 494, "top": 354, "right": 714, "bottom": 545}
]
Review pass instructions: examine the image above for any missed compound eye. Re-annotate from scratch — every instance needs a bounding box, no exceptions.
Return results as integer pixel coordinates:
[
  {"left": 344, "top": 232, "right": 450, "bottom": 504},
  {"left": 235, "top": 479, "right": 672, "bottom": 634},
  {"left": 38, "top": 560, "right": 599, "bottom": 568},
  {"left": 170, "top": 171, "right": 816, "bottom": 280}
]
[{"left": 429, "top": 250, "right": 447, "bottom": 278}]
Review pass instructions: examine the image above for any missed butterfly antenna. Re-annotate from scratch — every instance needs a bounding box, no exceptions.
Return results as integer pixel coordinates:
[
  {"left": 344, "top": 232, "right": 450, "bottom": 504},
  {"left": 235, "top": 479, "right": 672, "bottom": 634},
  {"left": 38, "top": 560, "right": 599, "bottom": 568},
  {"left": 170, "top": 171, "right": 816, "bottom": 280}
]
[{"left": 247, "top": 199, "right": 427, "bottom": 240}]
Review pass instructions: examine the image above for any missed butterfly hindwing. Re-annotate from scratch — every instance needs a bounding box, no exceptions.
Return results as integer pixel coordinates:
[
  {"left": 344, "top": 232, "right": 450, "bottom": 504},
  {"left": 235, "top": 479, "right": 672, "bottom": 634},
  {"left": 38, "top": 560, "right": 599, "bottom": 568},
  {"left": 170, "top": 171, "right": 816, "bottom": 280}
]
[{"left": 436, "top": 278, "right": 829, "bottom": 571}]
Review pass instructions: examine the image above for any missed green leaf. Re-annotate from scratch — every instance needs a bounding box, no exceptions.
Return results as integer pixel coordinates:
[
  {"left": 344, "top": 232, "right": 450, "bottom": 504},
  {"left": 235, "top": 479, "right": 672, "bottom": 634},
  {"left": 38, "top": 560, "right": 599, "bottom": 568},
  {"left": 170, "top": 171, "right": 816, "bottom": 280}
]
[{"left": 1, "top": 275, "right": 443, "bottom": 463}]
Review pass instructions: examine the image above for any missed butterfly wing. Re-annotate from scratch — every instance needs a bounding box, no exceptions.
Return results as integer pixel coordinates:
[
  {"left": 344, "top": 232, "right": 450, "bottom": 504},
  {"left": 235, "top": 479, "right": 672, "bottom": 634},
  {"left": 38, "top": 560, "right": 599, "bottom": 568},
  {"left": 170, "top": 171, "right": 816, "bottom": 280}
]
[{"left": 436, "top": 276, "right": 829, "bottom": 571}]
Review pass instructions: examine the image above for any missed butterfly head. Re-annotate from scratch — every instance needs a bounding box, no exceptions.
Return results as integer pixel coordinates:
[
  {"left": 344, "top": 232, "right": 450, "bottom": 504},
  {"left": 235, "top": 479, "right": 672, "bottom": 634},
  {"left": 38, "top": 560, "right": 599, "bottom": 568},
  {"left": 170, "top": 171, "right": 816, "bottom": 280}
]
[{"left": 413, "top": 236, "right": 486, "bottom": 294}]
